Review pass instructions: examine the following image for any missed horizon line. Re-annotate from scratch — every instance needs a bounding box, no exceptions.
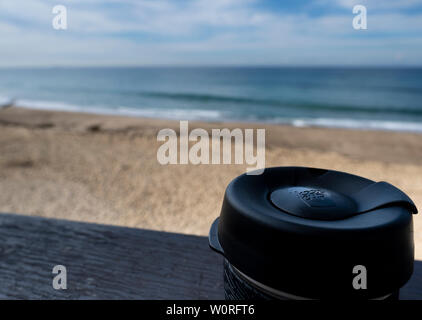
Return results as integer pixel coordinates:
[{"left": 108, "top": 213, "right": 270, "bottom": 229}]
[{"left": 1, "top": 64, "right": 422, "bottom": 69}]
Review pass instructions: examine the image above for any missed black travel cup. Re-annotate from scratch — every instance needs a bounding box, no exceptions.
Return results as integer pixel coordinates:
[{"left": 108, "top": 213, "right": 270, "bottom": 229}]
[{"left": 209, "top": 167, "right": 418, "bottom": 300}]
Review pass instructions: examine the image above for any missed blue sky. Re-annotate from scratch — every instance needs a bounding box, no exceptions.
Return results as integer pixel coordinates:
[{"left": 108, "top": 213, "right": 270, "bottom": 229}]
[{"left": 1, "top": 0, "right": 422, "bottom": 66}]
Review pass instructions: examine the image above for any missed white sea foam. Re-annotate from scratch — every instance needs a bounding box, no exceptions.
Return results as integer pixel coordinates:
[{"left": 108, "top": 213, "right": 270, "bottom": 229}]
[
  {"left": 17, "top": 99, "right": 87, "bottom": 112},
  {"left": 6, "top": 96, "right": 422, "bottom": 134},
  {"left": 115, "top": 106, "right": 223, "bottom": 120},
  {"left": 14, "top": 98, "right": 225, "bottom": 121},
  {"left": 289, "top": 118, "right": 422, "bottom": 133},
  {"left": 0, "top": 94, "right": 13, "bottom": 105}
]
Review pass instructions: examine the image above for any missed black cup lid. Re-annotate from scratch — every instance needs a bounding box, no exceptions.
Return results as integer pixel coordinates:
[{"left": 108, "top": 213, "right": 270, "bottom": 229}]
[
  {"left": 209, "top": 167, "right": 417, "bottom": 299},
  {"left": 270, "top": 180, "right": 417, "bottom": 221}
]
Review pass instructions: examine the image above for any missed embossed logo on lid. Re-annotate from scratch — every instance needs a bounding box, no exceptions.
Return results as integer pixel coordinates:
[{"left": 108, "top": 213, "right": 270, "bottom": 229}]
[
  {"left": 270, "top": 186, "right": 356, "bottom": 220},
  {"left": 290, "top": 188, "right": 336, "bottom": 208}
]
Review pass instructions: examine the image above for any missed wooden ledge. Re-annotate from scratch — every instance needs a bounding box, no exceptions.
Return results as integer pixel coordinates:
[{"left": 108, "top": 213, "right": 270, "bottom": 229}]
[{"left": 0, "top": 213, "right": 420, "bottom": 300}]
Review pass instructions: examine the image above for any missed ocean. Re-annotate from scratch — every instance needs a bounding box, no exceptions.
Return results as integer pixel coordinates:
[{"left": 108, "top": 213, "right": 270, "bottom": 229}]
[{"left": 1, "top": 67, "right": 422, "bottom": 132}]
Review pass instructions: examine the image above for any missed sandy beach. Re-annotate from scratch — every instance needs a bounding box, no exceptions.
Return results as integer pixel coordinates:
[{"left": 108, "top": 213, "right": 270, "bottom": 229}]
[{"left": 1, "top": 107, "right": 422, "bottom": 259}]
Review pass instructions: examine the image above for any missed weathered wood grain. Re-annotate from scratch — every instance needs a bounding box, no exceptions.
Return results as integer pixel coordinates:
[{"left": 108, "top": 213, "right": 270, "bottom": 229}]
[
  {"left": 0, "top": 213, "right": 224, "bottom": 299},
  {"left": 0, "top": 212, "right": 421, "bottom": 300}
]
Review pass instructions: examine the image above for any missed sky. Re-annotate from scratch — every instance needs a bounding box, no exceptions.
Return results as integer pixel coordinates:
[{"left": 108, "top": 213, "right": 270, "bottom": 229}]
[{"left": 0, "top": 0, "right": 422, "bottom": 67}]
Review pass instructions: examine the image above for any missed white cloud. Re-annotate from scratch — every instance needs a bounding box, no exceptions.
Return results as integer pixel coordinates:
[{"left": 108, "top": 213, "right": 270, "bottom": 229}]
[
  {"left": 326, "top": 0, "right": 422, "bottom": 9},
  {"left": 0, "top": 0, "right": 421, "bottom": 66}
]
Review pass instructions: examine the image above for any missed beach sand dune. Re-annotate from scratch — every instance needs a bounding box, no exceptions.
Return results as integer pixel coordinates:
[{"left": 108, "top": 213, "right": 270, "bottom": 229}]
[{"left": 1, "top": 107, "right": 422, "bottom": 258}]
